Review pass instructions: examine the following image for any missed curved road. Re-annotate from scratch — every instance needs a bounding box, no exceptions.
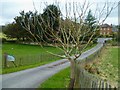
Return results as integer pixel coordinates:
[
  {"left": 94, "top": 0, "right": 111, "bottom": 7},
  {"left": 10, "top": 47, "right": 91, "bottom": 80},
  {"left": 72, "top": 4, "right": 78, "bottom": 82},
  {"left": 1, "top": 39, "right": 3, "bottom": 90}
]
[
  {"left": 1, "top": 59, "right": 70, "bottom": 88},
  {"left": 0, "top": 38, "right": 110, "bottom": 89}
]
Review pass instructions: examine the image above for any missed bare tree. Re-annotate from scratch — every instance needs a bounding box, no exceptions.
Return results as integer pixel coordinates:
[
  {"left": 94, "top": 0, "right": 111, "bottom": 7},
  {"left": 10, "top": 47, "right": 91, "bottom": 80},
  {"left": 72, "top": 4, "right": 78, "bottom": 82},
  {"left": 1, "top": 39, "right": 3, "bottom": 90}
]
[{"left": 16, "top": 1, "right": 117, "bottom": 89}]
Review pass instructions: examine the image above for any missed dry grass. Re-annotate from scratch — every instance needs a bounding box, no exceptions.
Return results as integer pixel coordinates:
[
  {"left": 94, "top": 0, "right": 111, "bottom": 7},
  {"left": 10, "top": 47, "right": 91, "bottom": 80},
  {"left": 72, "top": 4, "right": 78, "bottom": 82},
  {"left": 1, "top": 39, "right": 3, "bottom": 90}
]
[{"left": 84, "top": 46, "right": 118, "bottom": 87}]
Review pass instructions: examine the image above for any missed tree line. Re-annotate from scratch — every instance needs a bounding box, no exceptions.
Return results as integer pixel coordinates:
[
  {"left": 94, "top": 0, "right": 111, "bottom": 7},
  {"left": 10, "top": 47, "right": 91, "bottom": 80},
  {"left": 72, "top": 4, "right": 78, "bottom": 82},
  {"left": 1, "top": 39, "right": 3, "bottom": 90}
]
[{"left": 3, "top": 4, "right": 97, "bottom": 43}]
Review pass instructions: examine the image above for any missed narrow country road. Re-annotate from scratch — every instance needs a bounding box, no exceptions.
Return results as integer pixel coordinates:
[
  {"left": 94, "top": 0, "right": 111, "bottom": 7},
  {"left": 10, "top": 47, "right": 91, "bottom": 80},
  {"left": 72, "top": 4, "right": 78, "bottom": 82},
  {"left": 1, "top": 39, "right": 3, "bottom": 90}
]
[
  {"left": 1, "top": 59, "right": 70, "bottom": 88},
  {"left": 0, "top": 38, "right": 110, "bottom": 89}
]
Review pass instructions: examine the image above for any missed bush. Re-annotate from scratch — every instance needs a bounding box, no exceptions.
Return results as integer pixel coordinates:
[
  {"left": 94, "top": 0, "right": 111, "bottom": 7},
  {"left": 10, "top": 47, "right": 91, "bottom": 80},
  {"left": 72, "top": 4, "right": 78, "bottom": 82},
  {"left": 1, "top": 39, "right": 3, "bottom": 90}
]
[
  {"left": 106, "top": 40, "right": 118, "bottom": 46},
  {"left": 112, "top": 41, "right": 118, "bottom": 46},
  {"left": 106, "top": 40, "right": 112, "bottom": 43},
  {"left": 93, "top": 38, "right": 97, "bottom": 44},
  {"left": 0, "top": 38, "right": 6, "bottom": 43},
  {"left": 6, "top": 40, "right": 17, "bottom": 43}
]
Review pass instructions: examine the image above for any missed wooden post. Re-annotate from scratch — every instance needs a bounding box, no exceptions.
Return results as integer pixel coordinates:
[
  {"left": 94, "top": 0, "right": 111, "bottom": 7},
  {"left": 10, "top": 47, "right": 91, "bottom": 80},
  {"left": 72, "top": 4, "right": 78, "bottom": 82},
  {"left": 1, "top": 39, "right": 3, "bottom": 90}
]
[
  {"left": 4, "top": 53, "right": 7, "bottom": 68},
  {"left": 19, "top": 58, "right": 22, "bottom": 66}
]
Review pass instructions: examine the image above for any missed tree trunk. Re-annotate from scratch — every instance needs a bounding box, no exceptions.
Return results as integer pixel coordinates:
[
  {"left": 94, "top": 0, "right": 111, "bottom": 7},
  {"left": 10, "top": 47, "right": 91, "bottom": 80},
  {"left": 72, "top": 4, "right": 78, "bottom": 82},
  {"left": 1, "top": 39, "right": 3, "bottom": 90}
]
[
  {"left": 23, "top": 37, "right": 25, "bottom": 41},
  {"left": 69, "top": 60, "right": 76, "bottom": 90}
]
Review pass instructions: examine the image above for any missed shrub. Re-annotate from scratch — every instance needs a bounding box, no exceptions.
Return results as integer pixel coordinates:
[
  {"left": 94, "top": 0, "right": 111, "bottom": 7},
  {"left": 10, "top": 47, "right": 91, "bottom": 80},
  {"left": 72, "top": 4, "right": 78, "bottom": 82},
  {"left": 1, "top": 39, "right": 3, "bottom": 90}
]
[{"left": 0, "top": 38, "right": 6, "bottom": 43}]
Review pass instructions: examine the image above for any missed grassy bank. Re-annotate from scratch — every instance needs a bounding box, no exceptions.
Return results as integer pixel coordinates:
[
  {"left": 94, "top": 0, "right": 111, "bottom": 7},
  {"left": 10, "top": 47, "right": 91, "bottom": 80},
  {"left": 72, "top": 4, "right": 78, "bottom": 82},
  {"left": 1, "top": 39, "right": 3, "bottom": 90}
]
[
  {"left": 40, "top": 67, "right": 70, "bottom": 88},
  {"left": 2, "top": 60, "right": 59, "bottom": 74},
  {"left": 97, "top": 46, "right": 118, "bottom": 85},
  {"left": 85, "top": 46, "right": 118, "bottom": 86}
]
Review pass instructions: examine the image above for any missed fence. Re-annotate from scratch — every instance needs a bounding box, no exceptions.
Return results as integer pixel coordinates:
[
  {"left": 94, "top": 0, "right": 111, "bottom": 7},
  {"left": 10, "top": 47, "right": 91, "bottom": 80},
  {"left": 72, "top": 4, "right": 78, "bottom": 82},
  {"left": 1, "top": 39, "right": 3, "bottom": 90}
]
[
  {"left": 2, "top": 52, "right": 63, "bottom": 68},
  {"left": 76, "top": 68, "right": 117, "bottom": 88},
  {"left": 75, "top": 43, "right": 118, "bottom": 88}
]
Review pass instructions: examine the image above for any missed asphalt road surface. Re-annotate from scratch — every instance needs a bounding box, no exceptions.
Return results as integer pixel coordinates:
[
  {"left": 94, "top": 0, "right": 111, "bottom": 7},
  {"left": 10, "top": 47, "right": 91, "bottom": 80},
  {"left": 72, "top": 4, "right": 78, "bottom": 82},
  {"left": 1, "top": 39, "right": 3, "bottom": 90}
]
[
  {"left": 0, "top": 38, "right": 109, "bottom": 89},
  {"left": 1, "top": 59, "right": 70, "bottom": 88}
]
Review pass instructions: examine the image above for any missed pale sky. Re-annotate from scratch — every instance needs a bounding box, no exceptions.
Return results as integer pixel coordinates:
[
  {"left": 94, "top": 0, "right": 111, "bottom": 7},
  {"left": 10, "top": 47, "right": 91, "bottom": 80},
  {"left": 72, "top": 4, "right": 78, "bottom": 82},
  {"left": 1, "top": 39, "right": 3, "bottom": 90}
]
[{"left": 0, "top": 0, "right": 119, "bottom": 25}]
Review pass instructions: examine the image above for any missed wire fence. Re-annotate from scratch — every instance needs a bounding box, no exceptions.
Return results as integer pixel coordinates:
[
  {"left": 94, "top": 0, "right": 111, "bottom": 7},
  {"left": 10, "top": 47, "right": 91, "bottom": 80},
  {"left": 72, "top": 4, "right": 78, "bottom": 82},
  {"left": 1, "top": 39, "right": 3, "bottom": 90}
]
[{"left": 2, "top": 52, "right": 63, "bottom": 68}]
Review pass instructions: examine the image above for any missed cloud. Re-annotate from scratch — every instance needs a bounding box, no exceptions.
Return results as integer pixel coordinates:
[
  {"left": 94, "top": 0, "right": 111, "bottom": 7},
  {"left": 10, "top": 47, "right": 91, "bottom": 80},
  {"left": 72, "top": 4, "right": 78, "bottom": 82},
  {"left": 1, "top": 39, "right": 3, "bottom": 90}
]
[
  {"left": 1, "top": 0, "right": 35, "bottom": 25},
  {"left": 104, "top": 17, "right": 118, "bottom": 25},
  {"left": 0, "top": 0, "right": 119, "bottom": 25}
]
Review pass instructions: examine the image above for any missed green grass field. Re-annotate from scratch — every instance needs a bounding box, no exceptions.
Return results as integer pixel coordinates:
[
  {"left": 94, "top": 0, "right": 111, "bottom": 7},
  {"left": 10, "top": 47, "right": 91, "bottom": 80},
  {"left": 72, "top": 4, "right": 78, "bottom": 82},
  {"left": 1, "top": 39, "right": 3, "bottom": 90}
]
[
  {"left": 2, "top": 43, "right": 96, "bottom": 74},
  {"left": 2, "top": 43, "right": 63, "bottom": 74},
  {"left": 2, "top": 43, "right": 62, "bottom": 55}
]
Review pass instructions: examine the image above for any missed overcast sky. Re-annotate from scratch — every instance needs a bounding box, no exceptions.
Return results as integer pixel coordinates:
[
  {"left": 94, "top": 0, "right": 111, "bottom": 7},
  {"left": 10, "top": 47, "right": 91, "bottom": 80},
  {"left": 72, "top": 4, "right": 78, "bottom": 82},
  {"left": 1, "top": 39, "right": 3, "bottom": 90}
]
[{"left": 0, "top": 0, "right": 119, "bottom": 25}]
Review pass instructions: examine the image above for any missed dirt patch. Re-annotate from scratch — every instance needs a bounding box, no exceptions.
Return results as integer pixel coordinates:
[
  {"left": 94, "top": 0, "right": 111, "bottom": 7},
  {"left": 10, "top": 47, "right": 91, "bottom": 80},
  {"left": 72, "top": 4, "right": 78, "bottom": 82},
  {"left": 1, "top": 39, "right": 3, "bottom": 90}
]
[{"left": 47, "top": 61, "right": 68, "bottom": 68}]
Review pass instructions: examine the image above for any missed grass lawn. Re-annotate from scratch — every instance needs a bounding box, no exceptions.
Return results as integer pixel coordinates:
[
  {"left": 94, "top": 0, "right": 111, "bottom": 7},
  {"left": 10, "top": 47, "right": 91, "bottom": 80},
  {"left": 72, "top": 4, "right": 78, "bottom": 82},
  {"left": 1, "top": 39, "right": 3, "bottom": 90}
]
[
  {"left": 2, "top": 43, "right": 96, "bottom": 74},
  {"left": 2, "top": 43, "right": 63, "bottom": 74},
  {"left": 40, "top": 67, "right": 70, "bottom": 88},
  {"left": 2, "top": 43, "right": 62, "bottom": 55}
]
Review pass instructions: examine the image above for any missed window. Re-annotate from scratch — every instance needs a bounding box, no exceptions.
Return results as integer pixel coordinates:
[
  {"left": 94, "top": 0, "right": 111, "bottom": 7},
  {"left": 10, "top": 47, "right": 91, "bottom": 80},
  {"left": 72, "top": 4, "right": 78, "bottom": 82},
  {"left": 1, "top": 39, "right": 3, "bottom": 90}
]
[
  {"left": 104, "top": 28, "right": 106, "bottom": 30},
  {"left": 107, "top": 32, "right": 109, "bottom": 34},
  {"left": 108, "top": 28, "right": 109, "bottom": 30}
]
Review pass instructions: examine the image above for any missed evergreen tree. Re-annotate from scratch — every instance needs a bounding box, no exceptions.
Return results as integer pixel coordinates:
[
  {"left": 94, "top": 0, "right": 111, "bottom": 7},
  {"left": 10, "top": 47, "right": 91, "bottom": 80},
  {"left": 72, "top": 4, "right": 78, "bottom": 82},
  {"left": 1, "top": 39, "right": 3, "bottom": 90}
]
[
  {"left": 83, "top": 9, "right": 97, "bottom": 42},
  {"left": 85, "top": 9, "right": 96, "bottom": 29}
]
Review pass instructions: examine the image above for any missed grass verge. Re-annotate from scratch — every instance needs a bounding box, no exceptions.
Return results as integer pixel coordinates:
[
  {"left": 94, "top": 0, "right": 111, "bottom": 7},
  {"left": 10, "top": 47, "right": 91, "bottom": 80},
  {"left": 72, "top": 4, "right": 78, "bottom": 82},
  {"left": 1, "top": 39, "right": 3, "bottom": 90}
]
[
  {"left": 2, "top": 59, "right": 59, "bottom": 74},
  {"left": 40, "top": 67, "right": 70, "bottom": 88}
]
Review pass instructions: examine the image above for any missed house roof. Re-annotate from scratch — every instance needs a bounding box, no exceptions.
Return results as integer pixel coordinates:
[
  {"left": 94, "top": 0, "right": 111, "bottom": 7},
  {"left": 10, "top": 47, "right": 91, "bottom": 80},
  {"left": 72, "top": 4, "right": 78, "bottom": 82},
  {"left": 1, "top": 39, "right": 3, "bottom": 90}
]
[{"left": 101, "top": 24, "right": 112, "bottom": 28}]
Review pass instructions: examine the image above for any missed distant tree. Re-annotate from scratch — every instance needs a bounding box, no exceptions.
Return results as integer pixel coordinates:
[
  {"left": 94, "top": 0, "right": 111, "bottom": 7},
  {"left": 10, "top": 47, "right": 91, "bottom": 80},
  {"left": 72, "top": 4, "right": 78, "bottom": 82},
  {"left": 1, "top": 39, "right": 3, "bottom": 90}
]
[
  {"left": 84, "top": 10, "right": 98, "bottom": 42},
  {"left": 3, "top": 23, "right": 21, "bottom": 40},
  {"left": 118, "top": 25, "right": 120, "bottom": 42},
  {"left": 41, "top": 5, "right": 61, "bottom": 42},
  {"left": 14, "top": 11, "right": 41, "bottom": 42},
  {"left": 112, "top": 25, "right": 120, "bottom": 42},
  {"left": 13, "top": 5, "right": 61, "bottom": 43},
  {"left": 85, "top": 10, "right": 96, "bottom": 29},
  {"left": 14, "top": 15, "right": 30, "bottom": 41},
  {"left": 42, "top": 5, "right": 60, "bottom": 30}
]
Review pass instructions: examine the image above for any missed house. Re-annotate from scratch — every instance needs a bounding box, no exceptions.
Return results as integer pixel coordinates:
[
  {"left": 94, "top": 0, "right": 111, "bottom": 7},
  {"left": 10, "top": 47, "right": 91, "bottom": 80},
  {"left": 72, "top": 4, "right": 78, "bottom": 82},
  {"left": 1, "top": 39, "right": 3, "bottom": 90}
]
[{"left": 100, "top": 24, "right": 112, "bottom": 35}]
